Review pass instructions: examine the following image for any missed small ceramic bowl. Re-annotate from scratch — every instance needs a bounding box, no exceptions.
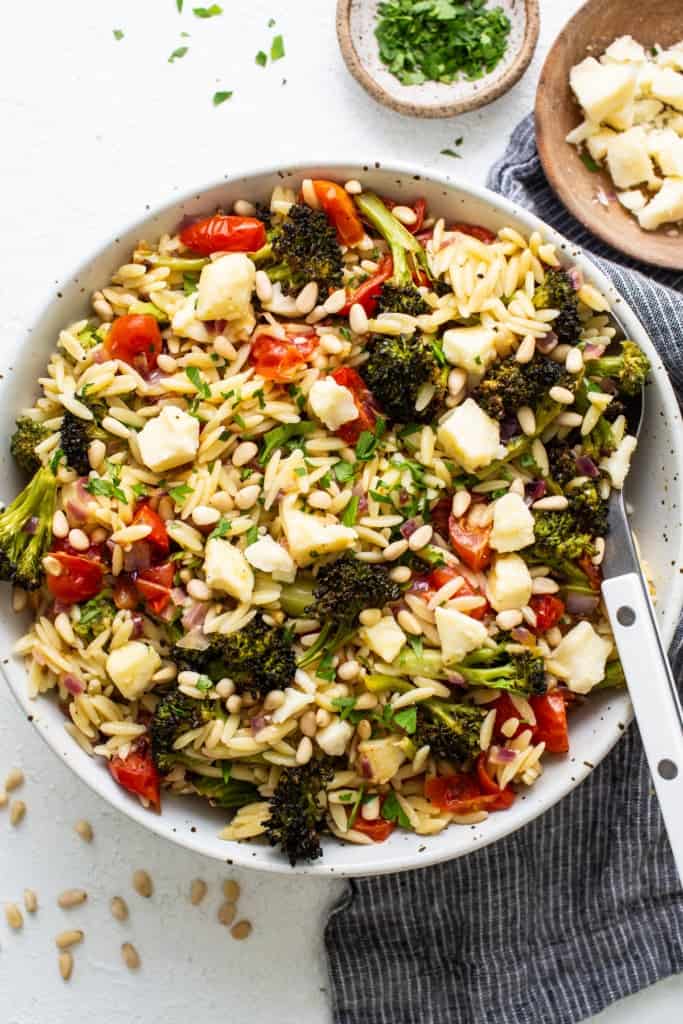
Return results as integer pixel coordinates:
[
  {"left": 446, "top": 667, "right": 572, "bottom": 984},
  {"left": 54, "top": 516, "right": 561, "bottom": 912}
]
[{"left": 336, "top": 0, "right": 540, "bottom": 118}]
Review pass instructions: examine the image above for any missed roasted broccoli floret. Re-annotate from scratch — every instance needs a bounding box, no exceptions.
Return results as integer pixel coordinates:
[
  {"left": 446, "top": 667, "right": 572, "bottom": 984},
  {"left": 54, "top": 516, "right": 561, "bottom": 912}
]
[
  {"left": 294, "top": 556, "right": 401, "bottom": 669},
  {"left": 192, "top": 774, "right": 259, "bottom": 809},
  {"left": 594, "top": 659, "right": 626, "bottom": 690},
  {"left": 472, "top": 353, "right": 564, "bottom": 421},
  {"left": 523, "top": 545, "right": 597, "bottom": 596},
  {"left": 584, "top": 340, "right": 650, "bottom": 397},
  {"left": 413, "top": 702, "right": 485, "bottom": 764},
  {"left": 73, "top": 592, "right": 116, "bottom": 642},
  {"left": 360, "top": 333, "right": 447, "bottom": 423},
  {"left": 252, "top": 202, "right": 343, "bottom": 293},
  {"left": 171, "top": 613, "right": 296, "bottom": 696},
  {"left": 568, "top": 480, "right": 609, "bottom": 536},
  {"left": 10, "top": 418, "right": 50, "bottom": 476},
  {"left": 60, "top": 407, "right": 109, "bottom": 477},
  {"left": 149, "top": 692, "right": 216, "bottom": 772},
  {"left": 547, "top": 443, "right": 579, "bottom": 486},
  {"left": 264, "top": 759, "right": 335, "bottom": 865},
  {"left": 380, "top": 642, "right": 547, "bottom": 696},
  {"left": 0, "top": 466, "right": 56, "bottom": 590},
  {"left": 355, "top": 193, "right": 431, "bottom": 315},
  {"left": 532, "top": 511, "right": 595, "bottom": 562},
  {"left": 533, "top": 268, "right": 581, "bottom": 345}
]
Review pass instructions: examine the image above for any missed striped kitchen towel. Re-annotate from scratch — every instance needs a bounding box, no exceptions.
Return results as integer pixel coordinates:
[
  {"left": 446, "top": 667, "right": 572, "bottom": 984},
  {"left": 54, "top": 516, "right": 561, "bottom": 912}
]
[{"left": 324, "top": 113, "right": 683, "bottom": 1024}]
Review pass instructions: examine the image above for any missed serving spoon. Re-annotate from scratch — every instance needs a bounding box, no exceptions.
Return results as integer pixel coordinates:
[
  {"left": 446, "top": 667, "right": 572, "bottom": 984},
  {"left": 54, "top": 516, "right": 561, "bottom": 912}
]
[{"left": 601, "top": 386, "right": 683, "bottom": 883}]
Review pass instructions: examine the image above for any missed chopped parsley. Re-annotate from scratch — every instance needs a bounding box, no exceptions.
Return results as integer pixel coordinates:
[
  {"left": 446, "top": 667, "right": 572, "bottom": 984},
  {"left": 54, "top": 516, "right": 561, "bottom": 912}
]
[
  {"left": 316, "top": 652, "right": 337, "bottom": 682},
  {"left": 270, "top": 34, "right": 285, "bottom": 61},
  {"left": 440, "top": 148, "right": 461, "bottom": 158},
  {"left": 258, "top": 421, "right": 316, "bottom": 465},
  {"left": 209, "top": 517, "right": 231, "bottom": 539},
  {"left": 381, "top": 791, "right": 411, "bottom": 829},
  {"left": 113, "top": 29, "right": 124, "bottom": 41},
  {"left": 131, "top": 483, "right": 149, "bottom": 499},
  {"left": 580, "top": 151, "right": 601, "bottom": 173},
  {"left": 185, "top": 366, "right": 210, "bottom": 398},
  {"left": 355, "top": 417, "right": 386, "bottom": 461},
  {"left": 168, "top": 46, "right": 189, "bottom": 63},
  {"left": 50, "top": 448, "right": 65, "bottom": 475},
  {"left": 334, "top": 460, "right": 355, "bottom": 484},
  {"left": 341, "top": 495, "right": 360, "bottom": 527},
  {"left": 193, "top": 4, "right": 222, "bottom": 16},
  {"left": 196, "top": 675, "right": 213, "bottom": 692},
  {"left": 183, "top": 272, "right": 199, "bottom": 294},
  {"left": 176, "top": 0, "right": 183, "bottom": 10},
  {"left": 255, "top": 50, "right": 268, "bottom": 67},
  {"left": 393, "top": 706, "right": 417, "bottom": 735},
  {"left": 213, "top": 90, "right": 233, "bottom": 106},
  {"left": 169, "top": 483, "right": 193, "bottom": 504},
  {"left": 86, "top": 477, "right": 126, "bottom": 503},
  {"left": 246, "top": 525, "right": 259, "bottom": 545}
]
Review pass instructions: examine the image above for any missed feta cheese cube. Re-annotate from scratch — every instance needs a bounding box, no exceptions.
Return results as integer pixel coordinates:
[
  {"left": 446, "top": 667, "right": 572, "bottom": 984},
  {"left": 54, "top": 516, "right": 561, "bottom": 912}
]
[
  {"left": 649, "top": 67, "right": 683, "bottom": 112},
  {"left": 437, "top": 399, "right": 500, "bottom": 473},
  {"left": 204, "top": 537, "right": 254, "bottom": 602},
  {"left": 106, "top": 641, "right": 161, "bottom": 701},
  {"left": 547, "top": 621, "right": 612, "bottom": 694},
  {"left": 316, "top": 719, "right": 354, "bottom": 758},
  {"left": 487, "top": 554, "right": 532, "bottom": 612},
  {"left": 490, "top": 492, "right": 535, "bottom": 552},
  {"left": 442, "top": 325, "right": 498, "bottom": 378},
  {"left": 569, "top": 58, "right": 637, "bottom": 125},
  {"left": 606, "top": 127, "right": 654, "bottom": 188},
  {"left": 617, "top": 189, "right": 647, "bottom": 212},
  {"left": 601, "top": 433, "right": 637, "bottom": 489},
  {"left": 633, "top": 99, "right": 664, "bottom": 124},
  {"left": 196, "top": 253, "right": 256, "bottom": 322},
  {"left": 244, "top": 535, "right": 296, "bottom": 581},
  {"left": 586, "top": 128, "right": 617, "bottom": 162},
  {"left": 602, "top": 35, "right": 646, "bottom": 66},
  {"left": 357, "top": 737, "right": 407, "bottom": 784},
  {"left": 434, "top": 606, "right": 488, "bottom": 666},
  {"left": 137, "top": 405, "right": 200, "bottom": 473},
  {"left": 604, "top": 102, "right": 635, "bottom": 132},
  {"left": 171, "top": 293, "right": 212, "bottom": 343},
  {"left": 649, "top": 130, "right": 683, "bottom": 177},
  {"left": 308, "top": 377, "right": 359, "bottom": 431},
  {"left": 637, "top": 176, "right": 683, "bottom": 229},
  {"left": 280, "top": 503, "right": 356, "bottom": 567},
  {"left": 361, "top": 615, "right": 407, "bottom": 664}
]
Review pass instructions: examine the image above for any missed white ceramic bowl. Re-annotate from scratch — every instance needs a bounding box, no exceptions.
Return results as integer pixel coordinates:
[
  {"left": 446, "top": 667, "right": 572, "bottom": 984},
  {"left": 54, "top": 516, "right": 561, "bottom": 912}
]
[{"left": 2, "top": 162, "right": 682, "bottom": 876}]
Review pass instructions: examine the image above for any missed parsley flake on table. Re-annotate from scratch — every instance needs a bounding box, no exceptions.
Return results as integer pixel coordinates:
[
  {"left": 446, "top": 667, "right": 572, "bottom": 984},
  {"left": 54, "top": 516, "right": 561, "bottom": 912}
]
[
  {"left": 176, "top": 0, "right": 184, "bottom": 11},
  {"left": 113, "top": 29, "right": 124, "bottom": 41},
  {"left": 193, "top": 4, "right": 222, "bottom": 17},
  {"left": 255, "top": 50, "right": 268, "bottom": 67},
  {"left": 270, "top": 34, "right": 285, "bottom": 61},
  {"left": 168, "top": 46, "right": 189, "bottom": 63},
  {"left": 213, "top": 90, "right": 233, "bottom": 106},
  {"left": 375, "top": 0, "right": 511, "bottom": 86}
]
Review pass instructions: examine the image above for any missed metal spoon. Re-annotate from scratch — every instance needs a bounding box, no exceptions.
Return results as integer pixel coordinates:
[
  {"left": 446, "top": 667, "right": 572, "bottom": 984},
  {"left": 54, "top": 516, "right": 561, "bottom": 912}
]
[{"left": 601, "top": 385, "right": 683, "bottom": 883}]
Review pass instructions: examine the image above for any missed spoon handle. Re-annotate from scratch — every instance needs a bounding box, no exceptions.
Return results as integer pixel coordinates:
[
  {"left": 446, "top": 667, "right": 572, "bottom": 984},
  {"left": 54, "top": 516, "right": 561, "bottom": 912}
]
[{"left": 602, "top": 572, "right": 683, "bottom": 884}]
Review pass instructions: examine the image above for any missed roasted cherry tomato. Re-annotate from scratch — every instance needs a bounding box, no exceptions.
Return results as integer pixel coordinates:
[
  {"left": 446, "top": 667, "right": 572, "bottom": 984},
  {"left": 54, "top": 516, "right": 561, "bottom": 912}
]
[
  {"left": 448, "top": 513, "right": 492, "bottom": 572},
  {"left": 251, "top": 331, "right": 319, "bottom": 383},
  {"left": 578, "top": 554, "right": 603, "bottom": 591},
  {"left": 351, "top": 816, "right": 395, "bottom": 842},
  {"left": 476, "top": 753, "right": 516, "bottom": 810},
  {"left": 340, "top": 255, "right": 393, "bottom": 317},
  {"left": 530, "top": 691, "right": 570, "bottom": 754},
  {"left": 530, "top": 594, "right": 565, "bottom": 633},
  {"left": 136, "top": 563, "right": 175, "bottom": 615},
  {"left": 429, "top": 494, "right": 452, "bottom": 540},
  {"left": 47, "top": 552, "right": 104, "bottom": 604},
  {"left": 133, "top": 504, "right": 169, "bottom": 555},
  {"left": 490, "top": 693, "right": 528, "bottom": 741},
  {"left": 331, "top": 367, "right": 378, "bottom": 444},
  {"left": 179, "top": 214, "right": 266, "bottom": 255},
  {"left": 109, "top": 745, "right": 161, "bottom": 810},
  {"left": 104, "top": 314, "right": 162, "bottom": 375},
  {"left": 450, "top": 222, "right": 497, "bottom": 244},
  {"left": 382, "top": 197, "right": 427, "bottom": 234},
  {"left": 113, "top": 575, "right": 140, "bottom": 611},
  {"left": 425, "top": 774, "right": 502, "bottom": 814},
  {"left": 312, "top": 180, "right": 365, "bottom": 246},
  {"left": 413, "top": 567, "right": 489, "bottom": 621}
]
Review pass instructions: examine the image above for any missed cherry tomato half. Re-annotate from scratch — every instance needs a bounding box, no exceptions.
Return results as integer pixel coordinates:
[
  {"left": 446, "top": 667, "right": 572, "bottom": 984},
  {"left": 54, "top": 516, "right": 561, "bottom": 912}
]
[
  {"left": 340, "top": 255, "right": 393, "bottom": 317},
  {"left": 104, "top": 314, "right": 162, "bottom": 376},
  {"left": 448, "top": 514, "right": 492, "bottom": 573},
  {"left": 251, "top": 332, "right": 319, "bottom": 383},
  {"left": 312, "top": 180, "right": 365, "bottom": 246},
  {"left": 476, "top": 753, "right": 516, "bottom": 810},
  {"left": 47, "top": 552, "right": 104, "bottom": 604},
  {"left": 425, "top": 774, "right": 502, "bottom": 815},
  {"left": 530, "top": 594, "right": 565, "bottom": 633},
  {"left": 179, "top": 215, "right": 266, "bottom": 255},
  {"left": 109, "top": 745, "right": 161, "bottom": 810},
  {"left": 412, "top": 567, "right": 489, "bottom": 621},
  {"left": 330, "top": 367, "right": 378, "bottom": 444},
  {"left": 578, "top": 554, "right": 603, "bottom": 592},
  {"left": 136, "top": 563, "right": 175, "bottom": 616},
  {"left": 530, "top": 691, "right": 570, "bottom": 754},
  {"left": 133, "top": 504, "right": 169, "bottom": 555},
  {"left": 351, "top": 816, "right": 395, "bottom": 842},
  {"left": 451, "top": 223, "right": 497, "bottom": 244}
]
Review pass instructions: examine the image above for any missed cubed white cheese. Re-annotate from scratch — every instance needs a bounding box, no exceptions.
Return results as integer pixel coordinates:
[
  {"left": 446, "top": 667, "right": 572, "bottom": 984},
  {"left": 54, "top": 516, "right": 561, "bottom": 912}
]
[
  {"left": 361, "top": 616, "right": 407, "bottom": 664},
  {"left": 569, "top": 57, "right": 637, "bottom": 124},
  {"left": 602, "top": 35, "right": 646, "bottom": 66},
  {"left": 649, "top": 67, "right": 683, "bottom": 112},
  {"left": 487, "top": 554, "right": 532, "bottom": 612},
  {"left": 171, "top": 294, "right": 211, "bottom": 343},
  {"left": 203, "top": 537, "right": 254, "bottom": 602},
  {"left": 280, "top": 503, "right": 356, "bottom": 567},
  {"left": 106, "top": 641, "right": 161, "bottom": 701},
  {"left": 436, "top": 398, "right": 500, "bottom": 473},
  {"left": 434, "top": 606, "right": 488, "bottom": 666},
  {"left": 617, "top": 189, "right": 647, "bottom": 212},
  {"left": 316, "top": 719, "right": 354, "bottom": 758},
  {"left": 566, "top": 120, "right": 599, "bottom": 146},
  {"left": 196, "top": 253, "right": 256, "bottom": 322},
  {"left": 442, "top": 325, "right": 498, "bottom": 378},
  {"left": 308, "top": 377, "right": 359, "bottom": 431},
  {"left": 271, "top": 687, "right": 314, "bottom": 724},
  {"left": 586, "top": 127, "right": 618, "bottom": 162},
  {"left": 659, "top": 44, "right": 683, "bottom": 73},
  {"left": 600, "top": 433, "right": 638, "bottom": 489},
  {"left": 244, "top": 535, "right": 296, "bottom": 581},
  {"left": 137, "top": 405, "right": 200, "bottom": 473},
  {"left": 633, "top": 98, "right": 664, "bottom": 124},
  {"left": 649, "top": 130, "right": 683, "bottom": 177},
  {"left": 604, "top": 102, "right": 634, "bottom": 132},
  {"left": 357, "top": 737, "right": 407, "bottom": 784},
  {"left": 637, "top": 176, "right": 683, "bottom": 229},
  {"left": 490, "top": 492, "right": 535, "bottom": 553},
  {"left": 606, "top": 127, "right": 654, "bottom": 188},
  {"left": 547, "top": 621, "right": 612, "bottom": 694}
]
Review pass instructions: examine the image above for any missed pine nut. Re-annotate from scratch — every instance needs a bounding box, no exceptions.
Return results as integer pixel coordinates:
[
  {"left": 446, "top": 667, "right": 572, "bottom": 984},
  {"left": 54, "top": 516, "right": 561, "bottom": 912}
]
[
  {"left": 232, "top": 441, "right": 258, "bottom": 467},
  {"left": 531, "top": 577, "right": 560, "bottom": 594},
  {"left": 0, "top": 789, "right": 7, "bottom": 808},
  {"left": 214, "top": 335, "right": 237, "bottom": 359},
  {"left": 52, "top": 510, "right": 69, "bottom": 538},
  {"left": 56, "top": 929, "right": 84, "bottom": 950},
  {"left": 338, "top": 660, "right": 360, "bottom": 681},
  {"left": 218, "top": 901, "right": 237, "bottom": 926},
  {"left": 216, "top": 678, "right": 235, "bottom": 699},
  {"left": 68, "top": 528, "right": 90, "bottom": 552},
  {"left": 393, "top": 205, "right": 417, "bottom": 226},
  {"left": 324, "top": 288, "right": 347, "bottom": 315},
  {"left": 227, "top": 694, "right": 242, "bottom": 714},
  {"left": 451, "top": 490, "right": 471, "bottom": 519},
  {"left": 531, "top": 438, "right": 549, "bottom": 477},
  {"left": 231, "top": 920, "right": 252, "bottom": 941},
  {"left": 233, "top": 199, "right": 256, "bottom": 216},
  {"left": 190, "top": 879, "right": 207, "bottom": 905},
  {"left": 296, "top": 282, "right": 319, "bottom": 316},
  {"left": 397, "top": 609, "right": 422, "bottom": 635},
  {"left": 349, "top": 303, "right": 368, "bottom": 335},
  {"left": 448, "top": 367, "right": 467, "bottom": 397},
  {"left": 592, "top": 537, "right": 606, "bottom": 566},
  {"left": 72, "top": 818, "right": 93, "bottom": 843},
  {"left": 5, "top": 903, "right": 23, "bottom": 929},
  {"left": 344, "top": 179, "right": 362, "bottom": 195},
  {"left": 88, "top": 439, "right": 106, "bottom": 470},
  {"left": 191, "top": 505, "right": 220, "bottom": 527},
  {"left": 510, "top": 478, "right": 525, "bottom": 496},
  {"left": 356, "top": 719, "right": 372, "bottom": 741},
  {"left": 58, "top": 889, "right": 87, "bottom": 909},
  {"left": 5, "top": 768, "right": 24, "bottom": 791},
  {"left": 10, "top": 799, "right": 26, "bottom": 826},
  {"left": 263, "top": 689, "right": 284, "bottom": 711},
  {"left": 522, "top": 605, "right": 538, "bottom": 628},
  {"left": 549, "top": 385, "right": 575, "bottom": 405},
  {"left": 361, "top": 796, "right": 380, "bottom": 821},
  {"left": 255, "top": 270, "right": 273, "bottom": 303},
  {"left": 102, "top": 415, "right": 130, "bottom": 439},
  {"left": 517, "top": 406, "right": 536, "bottom": 436},
  {"left": 23, "top": 889, "right": 38, "bottom": 914},
  {"left": 157, "top": 353, "right": 177, "bottom": 373},
  {"left": 359, "top": 608, "right": 382, "bottom": 627},
  {"left": 132, "top": 869, "right": 153, "bottom": 898},
  {"left": 515, "top": 335, "right": 536, "bottom": 363},
  {"left": 110, "top": 896, "right": 129, "bottom": 922},
  {"left": 301, "top": 178, "right": 320, "bottom": 208},
  {"left": 178, "top": 670, "right": 199, "bottom": 687},
  {"left": 383, "top": 539, "right": 408, "bottom": 561},
  {"left": 565, "top": 347, "right": 583, "bottom": 374},
  {"left": 235, "top": 484, "right": 260, "bottom": 509},
  {"left": 321, "top": 334, "right": 343, "bottom": 354},
  {"left": 355, "top": 692, "right": 378, "bottom": 710},
  {"left": 532, "top": 495, "right": 569, "bottom": 511},
  {"left": 300, "top": 710, "right": 318, "bottom": 737},
  {"left": 58, "top": 952, "right": 74, "bottom": 981},
  {"left": 556, "top": 411, "right": 583, "bottom": 427},
  {"left": 187, "top": 579, "right": 211, "bottom": 601},
  {"left": 296, "top": 736, "right": 313, "bottom": 765},
  {"left": 496, "top": 609, "right": 523, "bottom": 629},
  {"left": 316, "top": 708, "right": 331, "bottom": 728},
  {"left": 121, "top": 942, "right": 141, "bottom": 970},
  {"left": 408, "top": 524, "right": 432, "bottom": 551},
  {"left": 390, "top": 565, "right": 412, "bottom": 584},
  {"left": 308, "top": 490, "right": 331, "bottom": 510}
]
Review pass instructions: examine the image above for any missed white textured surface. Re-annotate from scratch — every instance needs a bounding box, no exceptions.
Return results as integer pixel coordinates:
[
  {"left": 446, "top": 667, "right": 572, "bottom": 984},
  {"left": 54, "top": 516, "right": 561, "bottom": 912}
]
[{"left": 1, "top": 1, "right": 681, "bottom": 1021}]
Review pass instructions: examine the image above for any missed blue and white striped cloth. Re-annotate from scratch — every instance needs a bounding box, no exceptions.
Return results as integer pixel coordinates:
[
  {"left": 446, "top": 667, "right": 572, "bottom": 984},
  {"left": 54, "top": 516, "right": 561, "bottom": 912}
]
[{"left": 325, "top": 114, "right": 683, "bottom": 1024}]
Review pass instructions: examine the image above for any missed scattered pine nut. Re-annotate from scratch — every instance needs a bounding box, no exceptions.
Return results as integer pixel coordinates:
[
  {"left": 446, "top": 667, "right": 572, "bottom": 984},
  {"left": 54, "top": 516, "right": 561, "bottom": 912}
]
[
  {"left": 190, "top": 879, "right": 207, "bottom": 905},
  {"left": 5, "top": 903, "right": 23, "bottom": 930},
  {"left": 74, "top": 819, "right": 94, "bottom": 842},
  {"left": 217, "top": 901, "right": 236, "bottom": 926},
  {"left": 55, "top": 929, "right": 84, "bottom": 950},
  {"left": 231, "top": 920, "right": 252, "bottom": 941},
  {"left": 132, "top": 869, "right": 153, "bottom": 898},
  {"left": 23, "top": 889, "right": 38, "bottom": 914},
  {"left": 58, "top": 889, "right": 87, "bottom": 909},
  {"left": 222, "top": 880, "right": 240, "bottom": 903},
  {"left": 121, "top": 942, "right": 141, "bottom": 970},
  {"left": 10, "top": 799, "right": 26, "bottom": 826},
  {"left": 110, "top": 896, "right": 129, "bottom": 922},
  {"left": 4, "top": 768, "right": 24, "bottom": 792},
  {"left": 58, "top": 951, "right": 74, "bottom": 981},
  {"left": 0, "top": 788, "right": 7, "bottom": 808}
]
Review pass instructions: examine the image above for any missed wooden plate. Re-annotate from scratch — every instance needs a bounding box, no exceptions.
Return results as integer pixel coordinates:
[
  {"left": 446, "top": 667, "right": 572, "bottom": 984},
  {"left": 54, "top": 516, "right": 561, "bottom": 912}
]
[{"left": 535, "top": 0, "right": 683, "bottom": 271}]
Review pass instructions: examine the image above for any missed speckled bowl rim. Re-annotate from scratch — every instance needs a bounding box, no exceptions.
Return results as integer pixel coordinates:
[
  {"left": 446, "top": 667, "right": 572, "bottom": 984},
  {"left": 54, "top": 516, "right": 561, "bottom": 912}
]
[
  {"left": 2, "top": 158, "right": 682, "bottom": 877},
  {"left": 336, "top": 0, "right": 540, "bottom": 118}
]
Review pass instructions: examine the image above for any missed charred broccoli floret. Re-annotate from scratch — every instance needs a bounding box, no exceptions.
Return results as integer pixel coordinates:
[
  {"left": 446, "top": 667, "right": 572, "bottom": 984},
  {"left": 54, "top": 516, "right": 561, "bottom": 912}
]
[
  {"left": 413, "top": 703, "right": 485, "bottom": 764},
  {"left": 382, "top": 642, "right": 547, "bottom": 696},
  {"left": 10, "top": 419, "right": 50, "bottom": 476},
  {"left": 294, "top": 556, "right": 401, "bottom": 669},
  {"left": 60, "top": 408, "right": 109, "bottom": 478},
  {"left": 472, "top": 353, "right": 564, "bottom": 421},
  {"left": 584, "top": 340, "right": 650, "bottom": 397},
  {"left": 171, "top": 613, "right": 296, "bottom": 696},
  {"left": 547, "top": 444, "right": 579, "bottom": 486},
  {"left": 568, "top": 480, "right": 609, "bottom": 536},
  {"left": 252, "top": 202, "right": 343, "bottom": 293},
  {"left": 149, "top": 692, "right": 216, "bottom": 772},
  {"left": 192, "top": 774, "right": 259, "bottom": 809},
  {"left": 532, "top": 511, "right": 595, "bottom": 561},
  {"left": 73, "top": 592, "right": 116, "bottom": 642},
  {"left": 355, "top": 193, "right": 431, "bottom": 315},
  {"left": 533, "top": 268, "right": 581, "bottom": 345},
  {"left": 0, "top": 466, "right": 56, "bottom": 590},
  {"left": 360, "top": 333, "right": 447, "bottom": 423},
  {"left": 264, "top": 759, "right": 335, "bottom": 865}
]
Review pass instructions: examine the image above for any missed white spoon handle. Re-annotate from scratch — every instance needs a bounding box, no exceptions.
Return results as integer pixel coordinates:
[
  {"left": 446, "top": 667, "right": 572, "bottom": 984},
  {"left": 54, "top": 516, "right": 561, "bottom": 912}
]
[{"left": 602, "top": 573, "right": 683, "bottom": 884}]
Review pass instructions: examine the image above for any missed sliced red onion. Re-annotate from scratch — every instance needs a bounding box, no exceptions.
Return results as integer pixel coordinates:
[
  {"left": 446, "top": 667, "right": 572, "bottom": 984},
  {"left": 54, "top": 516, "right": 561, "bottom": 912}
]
[
  {"left": 65, "top": 478, "right": 93, "bottom": 524},
  {"left": 536, "top": 331, "right": 558, "bottom": 355},
  {"left": 63, "top": 674, "right": 85, "bottom": 695},
  {"left": 489, "top": 745, "right": 517, "bottom": 765},
  {"left": 146, "top": 369, "right": 164, "bottom": 386},
  {"left": 171, "top": 586, "right": 187, "bottom": 607},
  {"left": 359, "top": 756, "right": 373, "bottom": 780},
  {"left": 131, "top": 613, "right": 145, "bottom": 639},
  {"left": 400, "top": 518, "right": 419, "bottom": 539},
  {"left": 23, "top": 516, "right": 39, "bottom": 535},
  {"left": 567, "top": 266, "right": 583, "bottom": 291},
  {"left": 511, "top": 626, "right": 535, "bottom": 646},
  {"left": 123, "top": 542, "right": 152, "bottom": 574},
  {"left": 408, "top": 579, "right": 430, "bottom": 594},
  {"left": 352, "top": 483, "right": 368, "bottom": 513},
  {"left": 500, "top": 416, "right": 520, "bottom": 442},
  {"left": 525, "top": 480, "right": 546, "bottom": 505},
  {"left": 583, "top": 342, "right": 606, "bottom": 361},
  {"left": 575, "top": 455, "right": 599, "bottom": 479},
  {"left": 251, "top": 715, "right": 270, "bottom": 735},
  {"left": 182, "top": 602, "right": 208, "bottom": 631},
  {"left": 565, "top": 592, "right": 600, "bottom": 617}
]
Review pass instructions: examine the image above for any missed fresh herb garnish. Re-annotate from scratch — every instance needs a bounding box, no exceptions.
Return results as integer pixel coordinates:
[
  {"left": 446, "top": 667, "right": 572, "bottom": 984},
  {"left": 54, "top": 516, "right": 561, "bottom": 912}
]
[
  {"left": 50, "top": 448, "right": 65, "bottom": 475},
  {"left": 169, "top": 483, "right": 193, "bottom": 504},
  {"left": 580, "top": 151, "right": 600, "bottom": 173},
  {"left": 182, "top": 272, "right": 199, "bottom": 294},
  {"left": 113, "top": 29, "right": 124, "bottom": 41},
  {"left": 270, "top": 34, "right": 285, "bottom": 61},
  {"left": 209, "top": 517, "right": 231, "bottom": 539},
  {"left": 168, "top": 46, "right": 189, "bottom": 62},
  {"left": 86, "top": 477, "right": 126, "bottom": 503},
  {"left": 193, "top": 4, "right": 222, "bottom": 16},
  {"left": 258, "top": 421, "right": 316, "bottom": 465},
  {"left": 316, "top": 652, "right": 337, "bottom": 682},
  {"left": 196, "top": 675, "right": 213, "bottom": 692},
  {"left": 186, "top": 366, "right": 210, "bottom": 398},
  {"left": 332, "top": 696, "right": 358, "bottom": 720},
  {"left": 131, "top": 483, "right": 149, "bottom": 499},
  {"left": 355, "top": 417, "right": 386, "bottom": 461},
  {"left": 176, "top": 0, "right": 183, "bottom": 11},
  {"left": 334, "top": 460, "right": 355, "bottom": 484},
  {"left": 341, "top": 495, "right": 360, "bottom": 527},
  {"left": 255, "top": 50, "right": 268, "bottom": 66},
  {"left": 246, "top": 525, "right": 259, "bottom": 545},
  {"left": 213, "top": 90, "right": 233, "bottom": 106},
  {"left": 440, "top": 148, "right": 462, "bottom": 158},
  {"left": 393, "top": 706, "right": 417, "bottom": 735},
  {"left": 382, "top": 791, "right": 411, "bottom": 829}
]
